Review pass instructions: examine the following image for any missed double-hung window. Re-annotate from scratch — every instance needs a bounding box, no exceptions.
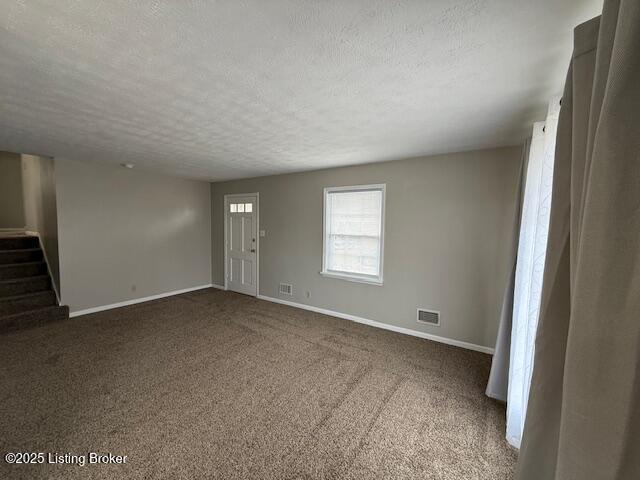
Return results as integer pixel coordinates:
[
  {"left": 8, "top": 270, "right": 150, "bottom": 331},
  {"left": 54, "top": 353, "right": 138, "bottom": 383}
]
[{"left": 321, "top": 184, "right": 385, "bottom": 285}]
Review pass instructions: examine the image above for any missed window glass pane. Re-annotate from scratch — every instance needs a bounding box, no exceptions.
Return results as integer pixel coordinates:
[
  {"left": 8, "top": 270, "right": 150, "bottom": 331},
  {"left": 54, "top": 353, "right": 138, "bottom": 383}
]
[
  {"left": 245, "top": 203, "right": 253, "bottom": 212},
  {"left": 325, "top": 189, "right": 382, "bottom": 277},
  {"left": 230, "top": 203, "right": 237, "bottom": 213},
  {"left": 237, "top": 203, "right": 245, "bottom": 213}
]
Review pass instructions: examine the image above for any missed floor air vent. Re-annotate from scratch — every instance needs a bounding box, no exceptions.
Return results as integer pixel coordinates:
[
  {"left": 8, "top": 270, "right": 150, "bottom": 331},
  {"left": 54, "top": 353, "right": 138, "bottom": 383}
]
[
  {"left": 279, "top": 283, "right": 293, "bottom": 296},
  {"left": 417, "top": 308, "right": 440, "bottom": 326}
]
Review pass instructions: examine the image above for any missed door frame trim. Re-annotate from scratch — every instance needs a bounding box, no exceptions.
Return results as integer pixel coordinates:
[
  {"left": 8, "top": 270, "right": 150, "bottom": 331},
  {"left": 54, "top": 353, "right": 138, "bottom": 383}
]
[{"left": 223, "top": 192, "right": 260, "bottom": 296}]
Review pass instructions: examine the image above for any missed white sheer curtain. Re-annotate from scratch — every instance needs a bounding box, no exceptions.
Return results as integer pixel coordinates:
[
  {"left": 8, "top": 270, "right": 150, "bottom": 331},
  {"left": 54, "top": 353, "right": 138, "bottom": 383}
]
[{"left": 506, "top": 97, "right": 560, "bottom": 448}]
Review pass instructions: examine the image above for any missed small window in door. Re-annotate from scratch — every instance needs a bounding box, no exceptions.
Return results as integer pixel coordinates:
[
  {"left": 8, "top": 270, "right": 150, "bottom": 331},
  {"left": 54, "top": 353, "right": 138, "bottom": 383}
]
[
  {"left": 245, "top": 203, "right": 253, "bottom": 212},
  {"left": 230, "top": 203, "right": 237, "bottom": 213}
]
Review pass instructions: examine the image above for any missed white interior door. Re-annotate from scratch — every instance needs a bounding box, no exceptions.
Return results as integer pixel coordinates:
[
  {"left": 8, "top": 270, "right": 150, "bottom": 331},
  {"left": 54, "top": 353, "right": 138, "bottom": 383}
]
[{"left": 226, "top": 195, "right": 258, "bottom": 296}]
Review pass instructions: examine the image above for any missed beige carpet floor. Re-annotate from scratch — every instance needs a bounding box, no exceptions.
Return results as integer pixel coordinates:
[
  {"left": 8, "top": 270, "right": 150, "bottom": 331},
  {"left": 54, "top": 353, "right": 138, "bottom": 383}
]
[{"left": 0, "top": 288, "right": 516, "bottom": 479}]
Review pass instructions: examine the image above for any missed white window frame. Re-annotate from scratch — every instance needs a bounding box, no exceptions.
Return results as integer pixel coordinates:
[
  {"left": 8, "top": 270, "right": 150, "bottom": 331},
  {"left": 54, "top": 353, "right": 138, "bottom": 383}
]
[{"left": 320, "top": 183, "right": 386, "bottom": 286}]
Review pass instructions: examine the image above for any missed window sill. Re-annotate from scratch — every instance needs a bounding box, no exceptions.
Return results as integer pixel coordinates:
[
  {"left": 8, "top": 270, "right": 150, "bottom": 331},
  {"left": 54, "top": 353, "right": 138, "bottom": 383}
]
[{"left": 319, "top": 270, "right": 383, "bottom": 286}]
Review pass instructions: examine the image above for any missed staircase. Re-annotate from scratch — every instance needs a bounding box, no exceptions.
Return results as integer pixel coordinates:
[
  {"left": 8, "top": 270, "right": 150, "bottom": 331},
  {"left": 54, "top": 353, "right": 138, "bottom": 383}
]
[{"left": 0, "top": 235, "right": 69, "bottom": 334}]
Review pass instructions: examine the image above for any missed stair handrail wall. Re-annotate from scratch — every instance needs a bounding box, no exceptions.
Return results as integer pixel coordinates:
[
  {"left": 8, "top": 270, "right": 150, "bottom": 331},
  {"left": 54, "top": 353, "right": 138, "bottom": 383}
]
[{"left": 25, "top": 230, "right": 60, "bottom": 304}]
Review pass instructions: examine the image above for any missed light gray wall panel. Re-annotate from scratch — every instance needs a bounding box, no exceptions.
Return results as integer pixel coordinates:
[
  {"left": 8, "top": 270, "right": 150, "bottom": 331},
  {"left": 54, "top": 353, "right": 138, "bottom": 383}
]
[
  {"left": 56, "top": 158, "right": 211, "bottom": 313},
  {"left": 211, "top": 147, "right": 521, "bottom": 349},
  {"left": 0, "top": 151, "right": 25, "bottom": 228}
]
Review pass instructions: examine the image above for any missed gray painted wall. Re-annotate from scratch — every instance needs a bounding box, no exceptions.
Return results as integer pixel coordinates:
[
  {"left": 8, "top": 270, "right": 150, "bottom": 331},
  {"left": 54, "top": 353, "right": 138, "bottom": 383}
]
[
  {"left": 56, "top": 158, "right": 211, "bottom": 313},
  {"left": 21, "top": 154, "right": 61, "bottom": 294},
  {"left": 211, "top": 147, "right": 521, "bottom": 349},
  {"left": 0, "top": 151, "right": 25, "bottom": 228}
]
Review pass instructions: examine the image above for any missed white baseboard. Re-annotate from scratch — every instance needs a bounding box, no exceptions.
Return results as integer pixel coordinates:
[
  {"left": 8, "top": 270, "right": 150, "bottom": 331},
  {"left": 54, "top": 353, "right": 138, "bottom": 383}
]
[
  {"left": 257, "top": 294, "right": 494, "bottom": 355},
  {"left": 67, "top": 284, "right": 494, "bottom": 354},
  {"left": 69, "top": 284, "right": 213, "bottom": 317}
]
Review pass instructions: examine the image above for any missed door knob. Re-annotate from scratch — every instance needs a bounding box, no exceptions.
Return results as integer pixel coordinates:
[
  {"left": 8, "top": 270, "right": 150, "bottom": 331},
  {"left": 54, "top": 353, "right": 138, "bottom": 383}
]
[{"left": 251, "top": 249, "right": 256, "bottom": 253}]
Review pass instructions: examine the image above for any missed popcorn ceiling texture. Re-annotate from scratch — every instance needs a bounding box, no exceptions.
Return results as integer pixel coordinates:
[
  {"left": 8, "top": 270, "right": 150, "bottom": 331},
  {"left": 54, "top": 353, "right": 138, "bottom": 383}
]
[{"left": 0, "top": 0, "right": 601, "bottom": 180}]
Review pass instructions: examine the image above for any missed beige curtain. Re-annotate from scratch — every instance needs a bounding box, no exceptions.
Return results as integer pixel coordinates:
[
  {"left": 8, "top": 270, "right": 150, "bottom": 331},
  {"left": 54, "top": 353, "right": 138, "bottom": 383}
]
[{"left": 516, "top": 0, "right": 640, "bottom": 479}]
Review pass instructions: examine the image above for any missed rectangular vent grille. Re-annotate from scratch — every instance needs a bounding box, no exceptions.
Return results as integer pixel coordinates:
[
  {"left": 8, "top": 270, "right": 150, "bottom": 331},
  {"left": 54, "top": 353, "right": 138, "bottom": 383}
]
[
  {"left": 417, "top": 308, "right": 440, "bottom": 326},
  {"left": 279, "top": 283, "right": 293, "bottom": 296}
]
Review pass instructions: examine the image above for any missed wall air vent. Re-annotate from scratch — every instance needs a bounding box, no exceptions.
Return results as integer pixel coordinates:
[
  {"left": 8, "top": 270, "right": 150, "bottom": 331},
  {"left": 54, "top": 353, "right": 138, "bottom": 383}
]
[
  {"left": 279, "top": 283, "right": 293, "bottom": 296},
  {"left": 417, "top": 308, "right": 440, "bottom": 326}
]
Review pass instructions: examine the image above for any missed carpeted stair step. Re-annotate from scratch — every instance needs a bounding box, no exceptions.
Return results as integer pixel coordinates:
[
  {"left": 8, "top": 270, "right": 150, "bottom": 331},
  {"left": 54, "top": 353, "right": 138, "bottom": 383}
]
[
  {"left": 0, "top": 291, "right": 57, "bottom": 316},
  {"left": 0, "top": 248, "right": 43, "bottom": 265},
  {"left": 0, "top": 262, "right": 47, "bottom": 280},
  {"left": 0, "top": 305, "right": 69, "bottom": 334},
  {"left": 0, "top": 276, "right": 51, "bottom": 297},
  {"left": 0, "top": 236, "right": 39, "bottom": 250}
]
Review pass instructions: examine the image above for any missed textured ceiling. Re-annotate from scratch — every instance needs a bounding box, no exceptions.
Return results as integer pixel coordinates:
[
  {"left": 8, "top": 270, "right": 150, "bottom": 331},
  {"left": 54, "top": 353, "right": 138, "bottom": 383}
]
[{"left": 0, "top": 0, "right": 602, "bottom": 181}]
